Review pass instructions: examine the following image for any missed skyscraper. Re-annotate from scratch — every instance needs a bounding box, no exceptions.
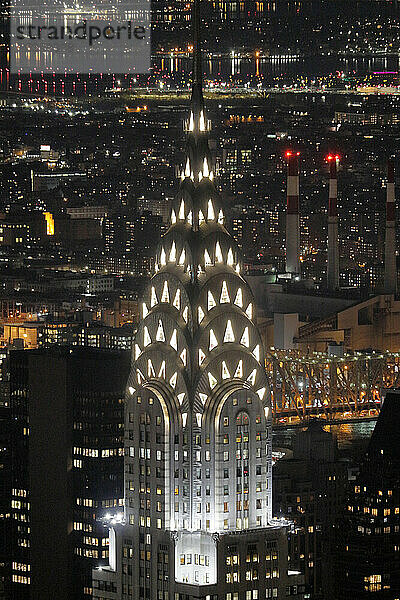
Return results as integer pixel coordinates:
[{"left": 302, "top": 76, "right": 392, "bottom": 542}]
[
  {"left": 93, "top": 2, "right": 304, "bottom": 598},
  {"left": 8, "top": 348, "right": 129, "bottom": 600}
]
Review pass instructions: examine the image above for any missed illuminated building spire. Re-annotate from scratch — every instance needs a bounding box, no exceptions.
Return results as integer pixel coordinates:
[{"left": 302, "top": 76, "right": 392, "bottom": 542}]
[{"left": 93, "top": 0, "right": 275, "bottom": 595}]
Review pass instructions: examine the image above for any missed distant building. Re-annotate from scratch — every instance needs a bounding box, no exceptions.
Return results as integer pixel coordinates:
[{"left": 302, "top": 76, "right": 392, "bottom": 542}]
[
  {"left": 274, "top": 422, "right": 357, "bottom": 599},
  {"left": 296, "top": 294, "right": 400, "bottom": 353},
  {"left": 337, "top": 390, "right": 400, "bottom": 598}
]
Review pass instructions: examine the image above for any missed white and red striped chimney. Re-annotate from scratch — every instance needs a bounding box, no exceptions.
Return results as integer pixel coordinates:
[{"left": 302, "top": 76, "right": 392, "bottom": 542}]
[
  {"left": 327, "top": 154, "right": 340, "bottom": 290},
  {"left": 285, "top": 151, "right": 300, "bottom": 277},
  {"left": 384, "top": 159, "right": 397, "bottom": 294}
]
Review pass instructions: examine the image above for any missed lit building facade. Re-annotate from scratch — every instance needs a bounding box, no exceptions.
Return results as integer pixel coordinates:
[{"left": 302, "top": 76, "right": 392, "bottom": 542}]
[{"left": 93, "top": 3, "right": 304, "bottom": 599}]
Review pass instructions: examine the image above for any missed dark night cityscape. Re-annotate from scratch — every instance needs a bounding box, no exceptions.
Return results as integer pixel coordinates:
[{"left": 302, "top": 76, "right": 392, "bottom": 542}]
[{"left": 1, "top": 0, "right": 400, "bottom": 599}]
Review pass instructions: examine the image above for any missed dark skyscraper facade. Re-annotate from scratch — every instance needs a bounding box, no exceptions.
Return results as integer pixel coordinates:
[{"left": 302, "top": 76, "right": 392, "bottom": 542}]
[
  {"left": 338, "top": 391, "right": 400, "bottom": 599},
  {"left": 8, "top": 348, "right": 129, "bottom": 600}
]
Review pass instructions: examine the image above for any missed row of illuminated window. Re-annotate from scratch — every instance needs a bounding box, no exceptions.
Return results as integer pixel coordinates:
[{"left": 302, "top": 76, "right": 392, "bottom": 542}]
[
  {"left": 138, "top": 516, "right": 163, "bottom": 529},
  {"left": 180, "top": 553, "right": 209, "bottom": 566},
  {"left": 12, "top": 575, "right": 30, "bottom": 585},
  {"left": 226, "top": 571, "right": 279, "bottom": 583},
  {"left": 224, "top": 451, "right": 265, "bottom": 464},
  {"left": 75, "top": 548, "right": 108, "bottom": 559},
  {"left": 12, "top": 488, "right": 27, "bottom": 498},
  {"left": 76, "top": 498, "right": 124, "bottom": 507},
  {"left": 12, "top": 512, "right": 28, "bottom": 522},
  {"left": 224, "top": 499, "right": 264, "bottom": 511},
  {"left": 222, "top": 471, "right": 266, "bottom": 485},
  {"left": 12, "top": 562, "right": 30, "bottom": 572},
  {"left": 73, "top": 522, "right": 93, "bottom": 532},
  {"left": 355, "top": 486, "right": 393, "bottom": 495},
  {"left": 73, "top": 447, "right": 123, "bottom": 459},
  {"left": 357, "top": 525, "right": 399, "bottom": 534},
  {"left": 11, "top": 500, "right": 30, "bottom": 510},
  {"left": 82, "top": 536, "right": 109, "bottom": 547}
]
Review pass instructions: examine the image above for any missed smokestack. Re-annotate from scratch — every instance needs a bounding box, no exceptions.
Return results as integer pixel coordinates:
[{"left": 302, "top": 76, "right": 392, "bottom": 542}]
[
  {"left": 384, "top": 159, "right": 397, "bottom": 294},
  {"left": 327, "top": 154, "right": 340, "bottom": 290},
  {"left": 285, "top": 151, "right": 300, "bottom": 277}
]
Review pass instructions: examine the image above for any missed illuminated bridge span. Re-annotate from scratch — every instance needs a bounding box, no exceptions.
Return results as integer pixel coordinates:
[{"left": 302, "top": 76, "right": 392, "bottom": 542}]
[{"left": 266, "top": 349, "right": 400, "bottom": 425}]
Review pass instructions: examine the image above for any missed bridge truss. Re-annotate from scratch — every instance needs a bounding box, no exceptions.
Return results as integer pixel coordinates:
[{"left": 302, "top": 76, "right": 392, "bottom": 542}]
[{"left": 266, "top": 350, "right": 400, "bottom": 425}]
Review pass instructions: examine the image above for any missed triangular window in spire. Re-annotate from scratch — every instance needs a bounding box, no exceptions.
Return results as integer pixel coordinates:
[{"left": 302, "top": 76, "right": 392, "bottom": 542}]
[
  {"left": 170, "top": 329, "right": 178, "bottom": 351},
  {"left": 160, "top": 247, "right": 166, "bottom": 266},
  {"left": 234, "top": 359, "right": 243, "bottom": 379},
  {"left": 204, "top": 158, "right": 210, "bottom": 178},
  {"left": 252, "top": 344, "right": 260, "bottom": 361},
  {"left": 189, "top": 112, "right": 194, "bottom": 131},
  {"left": 199, "top": 210, "right": 205, "bottom": 225},
  {"left": 185, "top": 157, "right": 191, "bottom": 177},
  {"left": 179, "top": 199, "right": 185, "bottom": 220},
  {"left": 179, "top": 248, "right": 186, "bottom": 266},
  {"left": 234, "top": 288, "right": 243, "bottom": 308},
  {"left": 246, "top": 369, "right": 257, "bottom": 386},
  {"left": 207, "top": 198, "right": 214, "bottom": 221},
  {"left": 209, "top": 329, "right": 218, "bottom": 351},
  {"left": 135, "top": 344, "right": 141, "bottom": 360},
  {"left": 240, "top": 327, "right": 249, "bottom": 348},
  {"left": 158, "top": 360, "right": 166, "bottom": 379},
  {"left": 236, "top": 264, "right": 241, "bottom": 274},
  {"left": 143, "top": 326, "right": 151, "bottom": 347},
  {"left": 187, "top": 211, "right": 193, "bottom": 226},
  {"left": 169, "top": 241, "right": 176, "bottom": 262},
  {"left": 204, "top": 249, "right": 212, "bottom": 266},
  {"left": 208, "top": 291, "right": 216, "bottom": 311},
  {"left": 182, "top": 412, "right": 187, "bottom": 428},
  {"left": 227, "top": 248, "right": 234, "bottom": 266},
  {"left": 137, "top": 369, "right": 145, "bottom": 385},
  {"left": 208, "top": 372, "right": 217, "bottom": 389},
  {"left": 196, "top": 412, "right": 202, "bottom": 427},
  {"left": 180, "top": 348, "right": 187, "bottom": 366},
  {"left": 215, "top": 241, "right": 223, "bottom": 263},
  {"left": 161, "top": 280, "right": 169, "bottom": 303},
  {"left": 147, "top": 359, "right": 155, "bottom": 378},
  {"left": 256, "top": 387, "right": 266, "bottom": 401},
  {"left": 198, "top": 306, "right": 205, "bottom": 324},
  {"left": 171, "top": 209, "right": 176, "bottom": 224},
  {"left": 198, "top": 348, "right": 206, "bottom": 365},
  {"left": 222, "top": 361, "right": 230, "bottom": 380},
  {"left": 169, "top": 372, "right": 177, "bottom": 389},
  {"left": 142, "top": 302, "right": 149, "bottom": 318},
  {"left": 182, "top": 306, "right": 189, "bottom": 323},
  {"left": 177, "top": 392, "right": 185, "bottom": 405},
  {"left": 220, "top": 281, "right": 230, "bottom": 304},
  {"left": 156, "top": 320, "right": 165, "bottom": 342},
  {"left": 218, "top": 209, "right": 224, "bottom": 224},
  {"left": 173, "top": 288, "right": 181, "bottom": 310},
  {"left": 151, "top": 286, "right": 158, "bottom": 308},
  {"left": 246, "top": 303, "right": 253, "bottom": 320},
  {"left": 199, "top": 110, "right": 205, "bottom": 132},
  {"left": 223, "top": 319, "right": 235, "bottom": 343},
  {"left": 199, "top": 393, "right": 208, "bottom": 405}
]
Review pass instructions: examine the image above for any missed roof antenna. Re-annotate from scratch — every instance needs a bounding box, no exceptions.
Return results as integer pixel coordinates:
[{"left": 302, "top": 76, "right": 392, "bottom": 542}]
[{"left": 191, "top": 0, "right": 204, "bottom": 117}]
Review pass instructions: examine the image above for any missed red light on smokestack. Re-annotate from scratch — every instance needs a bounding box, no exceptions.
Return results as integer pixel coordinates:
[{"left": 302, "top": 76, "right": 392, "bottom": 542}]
[
  {"left": 326, "top": 154, "right": 340, "bottom": 162},
  {"left": 285, "top": 151, "right": 292, "bottom": 158}
]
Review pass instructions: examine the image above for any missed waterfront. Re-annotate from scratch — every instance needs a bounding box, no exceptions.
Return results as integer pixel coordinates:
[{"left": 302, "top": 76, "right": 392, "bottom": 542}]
[{"left": 273, "top": 419, "right": 377, "bottom": 458}]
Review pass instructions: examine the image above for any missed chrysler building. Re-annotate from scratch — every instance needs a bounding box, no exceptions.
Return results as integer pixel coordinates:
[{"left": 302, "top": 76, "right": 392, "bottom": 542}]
[{"left": 92, "top": 2, "right": 304, "bottom": 598}]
